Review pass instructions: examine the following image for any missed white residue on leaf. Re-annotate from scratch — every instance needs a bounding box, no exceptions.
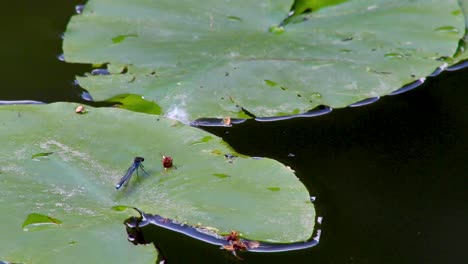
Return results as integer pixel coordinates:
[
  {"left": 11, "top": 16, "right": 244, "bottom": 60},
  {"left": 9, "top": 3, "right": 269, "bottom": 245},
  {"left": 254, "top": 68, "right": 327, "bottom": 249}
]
[
  {"left": 165, "top": 105, "right": 189, "bottom": 124},
  {"left": 48, "top": 184, "right": 87, "bottom": 199},
  {"left": 228, "top": 51, "right": 240, "bottom": 58},
  {"left": 38, "top": 139, "right": 119, "bottom": 199},
  {"left": 40, "top": 139, "right": 86, "bottom": 163},
  {"left": 39, "top": 139, "right": 112, "bottom": 177},
  {"left": 344, "top": 81, "right": 358, "bottom": 90}
]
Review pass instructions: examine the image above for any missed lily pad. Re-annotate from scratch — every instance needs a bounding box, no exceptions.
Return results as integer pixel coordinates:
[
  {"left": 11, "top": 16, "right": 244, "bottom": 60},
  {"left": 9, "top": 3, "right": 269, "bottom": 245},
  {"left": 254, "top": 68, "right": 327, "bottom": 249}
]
[
  {"left": 0, "top": 103, "right": 314, "bottom": 263},
  {"left": 451, "top": 0, "right": 468, "bottom": 64},
  {"left": 63, "top": 0, "right": 465, "bottom": 120}
]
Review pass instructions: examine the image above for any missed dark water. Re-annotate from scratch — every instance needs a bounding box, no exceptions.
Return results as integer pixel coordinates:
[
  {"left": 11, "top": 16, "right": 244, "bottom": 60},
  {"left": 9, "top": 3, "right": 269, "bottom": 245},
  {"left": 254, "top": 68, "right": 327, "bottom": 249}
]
[{"left": 2, "top": 1, "right": 467, "bottom": 263}]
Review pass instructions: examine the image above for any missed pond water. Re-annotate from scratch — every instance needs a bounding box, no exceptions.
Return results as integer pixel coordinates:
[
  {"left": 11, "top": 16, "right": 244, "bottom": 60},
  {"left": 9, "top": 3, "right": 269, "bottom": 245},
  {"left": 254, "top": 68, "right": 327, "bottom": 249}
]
[{"left": 2, "top": 1, "right": 466, "bottom": 263}]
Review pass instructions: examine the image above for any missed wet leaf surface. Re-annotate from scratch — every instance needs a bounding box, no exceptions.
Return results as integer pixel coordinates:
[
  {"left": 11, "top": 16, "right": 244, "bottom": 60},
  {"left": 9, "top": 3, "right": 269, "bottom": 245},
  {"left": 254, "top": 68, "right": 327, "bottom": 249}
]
[
  {"left": 63, "top": 0, "right": 465, "bottom": 119},
  {"left": 0, "top": 103, "right": 314, "bottom": 263}
]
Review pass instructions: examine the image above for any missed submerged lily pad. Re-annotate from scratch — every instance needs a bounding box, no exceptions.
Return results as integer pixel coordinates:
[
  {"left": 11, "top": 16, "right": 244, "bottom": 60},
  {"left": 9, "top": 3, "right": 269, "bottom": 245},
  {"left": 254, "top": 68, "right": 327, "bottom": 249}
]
[
  {"left": 63, "top": 0, "right": 465, "bottom": 120},
  {"left": 0, "top": 103, "right": 315, "bottom": 263},
  {"left": 22, "top": 213, "right": 62, "bottom": 231},
  {"left": 281, "top": 0, "right": 349, "bottom": 25},
  {"left": 31, "top": 152, "right": 54, "bottom": 159}
]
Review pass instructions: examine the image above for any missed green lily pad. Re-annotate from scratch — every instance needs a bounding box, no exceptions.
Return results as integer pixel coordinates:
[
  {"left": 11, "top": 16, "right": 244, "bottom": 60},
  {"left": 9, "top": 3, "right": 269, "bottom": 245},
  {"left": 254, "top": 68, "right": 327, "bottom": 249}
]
[
  {"left": 63, "top": 0, "right": 465, "bottom": 120},
  {"left": 451, "top": 0, "right": 468, "bottom": 64},
  {"left": 0, "top": 103, "right": 314, "bottom": 263}
]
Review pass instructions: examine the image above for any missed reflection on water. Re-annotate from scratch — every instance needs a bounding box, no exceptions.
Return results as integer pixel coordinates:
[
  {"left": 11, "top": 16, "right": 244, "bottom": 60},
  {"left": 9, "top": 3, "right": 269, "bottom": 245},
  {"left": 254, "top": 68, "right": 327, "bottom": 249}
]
[
  {"left": 1, "top": 0, "right": 468, "bottom": 263},
  {"left": 75, "top": 5, "right": 84, "bottom": 14}
]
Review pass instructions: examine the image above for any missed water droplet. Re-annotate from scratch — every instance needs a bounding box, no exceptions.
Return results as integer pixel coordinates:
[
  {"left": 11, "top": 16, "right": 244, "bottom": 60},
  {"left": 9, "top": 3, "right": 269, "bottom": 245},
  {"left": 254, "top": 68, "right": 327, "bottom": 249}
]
[
  {"left": 226, "top": 16, "right": 242, "bottom": 22},
  {"left": 264, "top": 79, "right": 277, "bottom": 87},
  {"left": 434, "top": 25, "right": 459, "bottom": 34},
  {"left": 384, "top": 53, "right": 403, "bottom": 59},
  {"left": 268, "top": 25, "right": 285, "bottom": 34},
  {"left": 310, "top": 92, "right": 322, "bottom": 99},
  {"left": 75, "top": 5, "right": 85, "bottom": 14},
  {"left": 57, "top": 54, "right": 65, "bottom": 61}
]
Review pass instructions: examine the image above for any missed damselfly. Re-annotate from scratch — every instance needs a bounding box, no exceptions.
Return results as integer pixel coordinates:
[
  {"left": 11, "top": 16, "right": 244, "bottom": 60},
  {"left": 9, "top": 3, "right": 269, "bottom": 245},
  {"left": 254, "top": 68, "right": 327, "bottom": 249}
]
[{"left": 115, "top": 157, "right": 148, "bottom": 189}]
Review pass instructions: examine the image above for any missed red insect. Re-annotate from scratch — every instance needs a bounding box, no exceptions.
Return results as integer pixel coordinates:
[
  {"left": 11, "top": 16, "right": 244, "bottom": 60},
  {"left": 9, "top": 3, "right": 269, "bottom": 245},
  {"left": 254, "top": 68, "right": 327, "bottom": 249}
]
[{"left": 161, "top": 154, "right": 176, "bottom": 170}]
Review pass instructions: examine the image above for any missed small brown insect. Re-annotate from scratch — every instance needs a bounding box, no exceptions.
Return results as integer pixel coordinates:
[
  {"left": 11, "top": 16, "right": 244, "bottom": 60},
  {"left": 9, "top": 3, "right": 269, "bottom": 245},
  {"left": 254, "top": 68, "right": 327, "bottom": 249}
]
[
  {"left": 223, "top": 116, "right": 231, "bottom": 127},
  {"left": 223, "top": 230, "right": 248, "bottom": 260},
  {"left": 75, "top": 105, "right": 86, "bottom": 114},
  {"left": 223, "top": 240, "right": 247, "bottom": 252},
  {"left": 226, "top": 230, "right": 240, "bottom": 242}
]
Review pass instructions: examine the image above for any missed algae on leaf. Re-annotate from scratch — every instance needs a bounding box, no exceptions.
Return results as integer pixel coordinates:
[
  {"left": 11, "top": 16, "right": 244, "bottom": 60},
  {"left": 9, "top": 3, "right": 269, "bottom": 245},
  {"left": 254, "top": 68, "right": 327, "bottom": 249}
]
[
  {"left": 0, "top": 103, "right": 315, "bottom": 263},
  {"left": 63, "top": 0, "right": 465, "bottom": 120}
]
